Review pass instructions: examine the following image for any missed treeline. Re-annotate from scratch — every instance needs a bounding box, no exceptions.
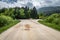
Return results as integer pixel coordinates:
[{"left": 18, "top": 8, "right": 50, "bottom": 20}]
[{"left": 0, "top": 6, "right": 39, "bottom": 19}]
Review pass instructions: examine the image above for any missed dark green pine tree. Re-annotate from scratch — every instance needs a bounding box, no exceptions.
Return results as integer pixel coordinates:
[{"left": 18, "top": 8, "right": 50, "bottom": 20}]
[
  {"left": 0, "top": 8, "right": 6, "bottom": 13},
  {"left": 24, "top": 6, "right": 30, "bottom": 18},
  {"left": 31, "top": 7, "right": 39, "bottom": 19},
  {"left": 13, "top": 7, "right": 21, "bottom": 19}
]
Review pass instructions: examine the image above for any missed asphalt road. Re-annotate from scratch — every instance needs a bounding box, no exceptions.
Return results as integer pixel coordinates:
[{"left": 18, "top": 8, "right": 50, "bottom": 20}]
[{"left": 0, "top": 19, "right": 60, "bottom": 40}]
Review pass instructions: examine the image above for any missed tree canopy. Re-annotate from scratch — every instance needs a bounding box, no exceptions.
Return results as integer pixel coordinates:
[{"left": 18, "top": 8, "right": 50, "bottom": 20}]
[{"left": 0, "top": 7, "right": 39, "bottom": 19}]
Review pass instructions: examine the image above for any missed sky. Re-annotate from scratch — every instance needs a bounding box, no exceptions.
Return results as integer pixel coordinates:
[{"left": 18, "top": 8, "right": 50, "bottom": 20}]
[{"left": 0, "top": 0, "right": 60, "bottom": 8}]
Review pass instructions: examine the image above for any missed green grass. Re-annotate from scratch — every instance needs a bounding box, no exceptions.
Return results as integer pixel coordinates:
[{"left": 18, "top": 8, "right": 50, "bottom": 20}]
[
  {"left": 0, "top": 20, "right": 20, "bottom": 34},
  {"left": 38, "top": 20, "right": 60, "bottom": 31}
]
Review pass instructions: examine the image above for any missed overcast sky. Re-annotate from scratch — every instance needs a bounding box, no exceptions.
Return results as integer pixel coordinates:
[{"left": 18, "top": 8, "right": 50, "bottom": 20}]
[{"left": 0, "top": 0, "right": 60, "bottom": 8}]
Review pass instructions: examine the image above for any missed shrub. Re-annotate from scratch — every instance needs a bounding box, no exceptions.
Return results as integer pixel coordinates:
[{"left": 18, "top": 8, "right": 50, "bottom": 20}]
[
  {"left": 45, "top": 16, "right": 54, "bottom": 23},
  {"left": 45, "top": 14, "right": 60, "bottom": 23},
  {"left": 0, "top": 15, "right": 13, "bottom": 27},
  {"left": 38, "top": 13, "right": 60, "bottom": 31},
  {"left": 52, "top": 18, "right": 60, "bottom": 25}
]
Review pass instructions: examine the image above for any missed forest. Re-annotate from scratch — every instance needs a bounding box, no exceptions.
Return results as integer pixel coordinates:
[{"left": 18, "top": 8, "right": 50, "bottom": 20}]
[{"left": 0, "top": 6, "right": 39, "bottom": 19}]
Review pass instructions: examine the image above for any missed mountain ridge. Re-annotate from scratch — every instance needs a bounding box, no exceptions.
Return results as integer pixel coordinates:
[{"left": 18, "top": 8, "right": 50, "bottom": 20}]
[{"left": 38, "top": 6, "right": 60, "bottom": 13}]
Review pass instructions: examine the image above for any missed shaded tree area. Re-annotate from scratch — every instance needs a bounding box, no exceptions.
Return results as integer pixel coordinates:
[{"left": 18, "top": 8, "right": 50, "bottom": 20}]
[
  {"left": 31, "top": 7, "right": 39, "bottom": 19},
  {"left": 0, "top": 7, "right": 39, "bottom": 19}
]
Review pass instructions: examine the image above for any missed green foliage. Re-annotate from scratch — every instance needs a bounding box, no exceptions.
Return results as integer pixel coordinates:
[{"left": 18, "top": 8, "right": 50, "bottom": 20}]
[
  {"left": 0, "top": 7, "right": 39, "bottom": 19},
  {"left": 38, "top": 20, "right": 60, "bottom": 31},
  {"left": 38, "top": 13, "right": 60, "bottom": 31},
  {"left": 0, "top": 8, "right": 6, "bottom": 13},
  {"left": 0, "top": 15, "right": 13, "bottom": 27},
  {"left": 19, "top": 9, "right": 26, "bottom": 18},
  {"left": 45, "top": 13, "right": 60, "bottom": 24},
  {"left": 0, "top": 20, "right": 19, "bottom": 33},
  {"left": 39, "top": 13, "right": 45, "bottom": 19},
  {"left": 0, "top": 8, "right": 20, "bottom": 33},
  {"left": 45, "top": 15, "right": 54, "bottom": 23},
  {"left": 52, "top": 18, "right": 60, "bottom": 25},
  {"left": 31, "top": 7, "right": 39, "bottom": 19},
  {"left": 24, "top": 6, "right": 30, "bottom": 18}
]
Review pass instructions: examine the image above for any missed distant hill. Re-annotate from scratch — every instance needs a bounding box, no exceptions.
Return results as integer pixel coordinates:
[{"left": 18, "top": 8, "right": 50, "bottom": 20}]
[{"left": 38, "top": 6, "right": 60, "bottom": 15}]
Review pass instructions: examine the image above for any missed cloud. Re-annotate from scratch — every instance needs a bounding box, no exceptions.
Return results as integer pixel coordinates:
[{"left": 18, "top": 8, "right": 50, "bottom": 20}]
[
  {"left": 0, "top": 0, "right": 60, "bottom": 9},
  {"left": 41, "top": 0, "right": 60, "bottom": 6},
  {"left": 0, "top": 1, "right": 9, "bottom": 8}
]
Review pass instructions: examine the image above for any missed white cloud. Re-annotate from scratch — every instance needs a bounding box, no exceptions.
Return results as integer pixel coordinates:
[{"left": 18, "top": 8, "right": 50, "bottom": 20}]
[
  {"left": 0, "top": 0, "right": 60, "bottom": 8},
  {"left": 0, "top": 1, "right": 9, "bottom": 8}
]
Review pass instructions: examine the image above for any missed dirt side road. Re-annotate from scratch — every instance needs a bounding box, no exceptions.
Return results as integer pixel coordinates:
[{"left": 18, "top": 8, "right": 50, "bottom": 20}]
[{"left": 0, "top": 19, "right": 60, "bottom": 40}]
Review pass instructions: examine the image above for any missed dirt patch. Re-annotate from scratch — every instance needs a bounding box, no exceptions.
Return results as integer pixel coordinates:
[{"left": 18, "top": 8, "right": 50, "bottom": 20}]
[{"left": 24, "top": 24, "right": 31, "bottom": 30}]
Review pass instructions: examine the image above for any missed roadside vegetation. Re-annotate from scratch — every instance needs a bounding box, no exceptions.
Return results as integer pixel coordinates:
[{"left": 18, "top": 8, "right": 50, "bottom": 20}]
[
  {"left": 0, "top": 6, "right": 39, "bottom": 33},
  {"left": 0, "top": 15, "right": 19, "bottom": 33},
  {"left": 38, "top": 13, "right": 60, "bottom": 31}
]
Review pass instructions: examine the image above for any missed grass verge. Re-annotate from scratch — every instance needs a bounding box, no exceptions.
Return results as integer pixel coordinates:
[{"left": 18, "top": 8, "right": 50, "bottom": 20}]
[
  {"left": 0, "top": 20, "right": 20, "bottom": 34},
  {"left": 38, "top": 20, "right": 60, "bottom": 31}
]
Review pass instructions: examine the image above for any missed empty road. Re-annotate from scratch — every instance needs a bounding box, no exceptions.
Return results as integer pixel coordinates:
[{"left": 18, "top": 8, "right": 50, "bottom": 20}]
[{"left": 0, "top": 19, "right": 60, "bottom": 40}]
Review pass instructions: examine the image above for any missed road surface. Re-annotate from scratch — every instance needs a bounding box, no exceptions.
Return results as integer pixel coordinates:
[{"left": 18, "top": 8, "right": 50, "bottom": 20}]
[{"left": 0, "top": 19, "right": 60, "bottom": 40}]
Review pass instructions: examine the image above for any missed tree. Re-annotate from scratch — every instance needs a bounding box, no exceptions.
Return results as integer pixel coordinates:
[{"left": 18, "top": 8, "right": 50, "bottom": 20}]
[
  {"left": 31, "top": 7, "right": 39, "bottom": 19},
  {"left": 20, "top": 8, "right": 26, "bottom": 19},
  {"left": 28, "top": 9, "right": 31, "bottom": 18},
  {"left": 13, "top": 7, "right": 21, "bottom": 19},
  {"left": 24, "top": 6, "right": 30, "bottom": 18},
  {"left": 0, "top": 8, "right": 6, "bottom": 13}
]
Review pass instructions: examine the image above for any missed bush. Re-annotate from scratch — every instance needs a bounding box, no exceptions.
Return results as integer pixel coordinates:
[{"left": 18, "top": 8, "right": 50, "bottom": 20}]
[
  {"left": 45, "top": 14, "right": 60, "bottom": 23},
  {"left": 45, "top": 16, "right": 54, "bottom": 23},
  {"left": 38, "top": 13, "right": 60, "bottom": 31},
  {"left": 52, "top": 18, "right": 60, "bottom": 25},
  {"left": 0, "top": 15, "right": 13, "bottom": 27}
]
